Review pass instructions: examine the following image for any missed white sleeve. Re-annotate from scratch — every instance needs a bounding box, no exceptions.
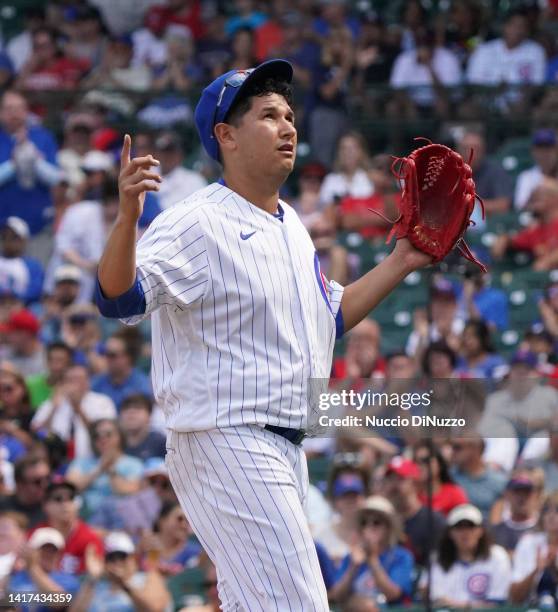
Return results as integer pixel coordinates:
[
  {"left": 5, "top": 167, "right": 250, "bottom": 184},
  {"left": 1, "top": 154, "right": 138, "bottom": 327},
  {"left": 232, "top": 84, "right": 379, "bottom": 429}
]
[
  {"left": 512, "top": 534, "right": 539, "bottom": 583},
  {"left": 487, "top": 546, "right": 512, "bottom": 601},
  {"left": 390, "top": 53, "right": 409, "bottom": 88},
  {"left": 466, "top": 46, "right": 487, "bottom": 84},
  {"left": 532, "top": 44, "right": 546, "bottom": 84},
  {"left": 324, "top": 278, "right": 344, "bottom": 321},
  {"left": 133, "top": 206, "right": 210, "bottom": 319},
  {"left": 438, "top": 51, "right": 462, "bottom": 85}
]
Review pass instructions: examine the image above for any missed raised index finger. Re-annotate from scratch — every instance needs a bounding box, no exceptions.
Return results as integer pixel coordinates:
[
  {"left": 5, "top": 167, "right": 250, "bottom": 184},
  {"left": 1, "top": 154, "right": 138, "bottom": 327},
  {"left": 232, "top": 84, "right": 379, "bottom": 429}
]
[{"left": 120, "top": 134, "right": 131, "bottom": 169}]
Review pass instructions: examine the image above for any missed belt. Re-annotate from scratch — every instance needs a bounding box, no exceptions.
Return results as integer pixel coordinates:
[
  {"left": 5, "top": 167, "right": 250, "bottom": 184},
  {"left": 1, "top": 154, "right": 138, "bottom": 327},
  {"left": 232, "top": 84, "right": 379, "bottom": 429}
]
[{"left": 264, "top": 425, "right": 306, "bottom": 446}]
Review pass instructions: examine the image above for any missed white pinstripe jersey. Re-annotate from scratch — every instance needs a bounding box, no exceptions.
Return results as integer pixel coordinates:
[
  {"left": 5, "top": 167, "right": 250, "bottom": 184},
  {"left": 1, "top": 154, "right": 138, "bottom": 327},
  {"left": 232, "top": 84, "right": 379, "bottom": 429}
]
[{"left": 123, "top": 183, "right": 344, "bottom": 433}]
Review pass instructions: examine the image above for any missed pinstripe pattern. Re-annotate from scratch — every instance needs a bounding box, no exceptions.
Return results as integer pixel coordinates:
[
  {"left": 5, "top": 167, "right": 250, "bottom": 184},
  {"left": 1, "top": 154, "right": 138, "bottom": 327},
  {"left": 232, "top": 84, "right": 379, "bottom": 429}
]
[
  {"left": 122, "top": 182, "right": 345, "bottom": 608},
  {"left": 165, "top": 426, "right": 330, "bottom": 611}
]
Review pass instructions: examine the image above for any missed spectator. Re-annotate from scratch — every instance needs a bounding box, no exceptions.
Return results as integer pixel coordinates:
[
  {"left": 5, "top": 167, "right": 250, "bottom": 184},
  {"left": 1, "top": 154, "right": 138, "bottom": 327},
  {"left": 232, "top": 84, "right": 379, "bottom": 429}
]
[
  {"left": 451, "top": 436, "right": 507, "bottom": 517},
  {"left": 314, "top": 465, "right": 368, "bottom": 564},
  {"left": 492, "top": 177, "right": 558, "bottom": 271},
  {"left": 309, "top": 214, "right": 352, "bottom": 285},
  {"left": 514, "top": 129, "right": 558, "bottom": 210},
  {"left": 32, "top": 364, "right": 117, "bottom": 460},
  {"left": 0, "top": 456, "right": 50, "bottom": 528},
  {"left": 226, "top": 26, "right": 259, "bottom": 72},
  {"left": 59, "top": 305, "right": 106, "bottom": 375},
  {"left": 152, "top": 25, "right": 204, "bottom": 93},
  {"left": 422, "top": 504, "right": 511, "bottom": 607},
  {"left": 382, "top": 456, "right": 446, "bottom": 565},
  {"left": 511, "top": 491, "right": 558, "bottom": 604},
  {"left": 309, "top": 27, "right": 355, "bottom": 167},
  {"left": 0, "top": 217, "right": 44, "bottom": 305},
  {"left": 456, "top": 320, "right": 506, "bottom": 379},
  {"left": 290, "top": 162, "right": 328, "bottom": 228},
  {"left": 6, "top": 7, "right": 46, "bottom": 73},
  {"left": 0, "top": 511, "right": 27, "bottom": 579},
  {"left": 70, "top": 530, "right": 171, "bottom": 612},
  {"left": 413, "top": 441, "right": 469, "bottom": 516},
  {"left": 456, "top": 128, "right": 514, "bottom": 220},
  {"left": 119, "top": 394, "right": 165, "bottom": 461},
  {"left": 398, "top": 0, "right": 427, "bottom": 52},
  {"left": 40, "top": 266, "right": 82, "bottom": 345},
  {"left": 66, "top": 418, "right": 143, "bottom": 517},
  {"left": 57, "top": 113, "right": 97, "bottom": 192},
  {"left": 457, "top": 269, "right": 509, "bottom": 331},
  {"left": 8, "top": 527, "right": 80, "bottom": 606},
  {"left": 0, "top": 90, "right": 60, "bottom": 236},
  {"left": 253, "top": 2, "right": 287, "bottom": 62},
  {"left": 15, "top": 27, "right": 88, "bottom": 91},
  {"left": 467, "top": 10, "right": 546, "bottom": 86},
  {"left": 422, "top": 341, "right": 458, "bottom": 379},
  {"left": 1, "top": 309, "right": 46, "bottom": 376},
  {"left": 154, "top": 132, "right": 207, "bottom": 210},
  {"left": 491, "top": 472, "right": 541, "bottom": 553},
  {"left": 141, "top": 501, "right": 202, "bottom": 576},
  {"left": 195, "top": 12, "right": 231, "bottom": 81},
  {"left": 144, "top": 0, "right": 204, "bottom": 41},
  {"left": 83, "top": 35, "right": 152, "bottom": 92},
  {"left": 34, "top": 478, "right": 103, "bottom": 576},
  {"left": 312, "top": 0, "right": 361, "bottom": 40},
  {"left": 226, "top": 0, "right": 267, "bottom": 37},
  {"left": 319, "top": 132, "right": 373, "bottom": 208},
  {"left": 91, "top": 333, "right": 151, "bottom": 409},
  {"left": 62, "top": 5, "right": 108, "bottom": 69},
  {"left": 332, "top": 318, "right": 385, "bottom": 381},
  {"left": 330, "top": 495, "right": 414, "bottom": 608},
  {"left": 389, "top": 28, "right": 461, "bottom": 116},
  {"left": 0, "top": 366, "right": 34, "bottom": 449},
  {"left": 26, "top": 341, "right": 73, "bottom": 409},
  {"left": 436, "top": 0, "right": 485, "bottom": 68}
]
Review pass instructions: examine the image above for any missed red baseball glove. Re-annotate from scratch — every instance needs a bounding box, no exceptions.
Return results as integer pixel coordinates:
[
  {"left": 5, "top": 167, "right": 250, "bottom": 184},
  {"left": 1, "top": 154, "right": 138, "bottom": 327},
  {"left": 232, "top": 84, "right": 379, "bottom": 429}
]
[{"left": 385, "top": 139, "right": 487, "bottom": 272}]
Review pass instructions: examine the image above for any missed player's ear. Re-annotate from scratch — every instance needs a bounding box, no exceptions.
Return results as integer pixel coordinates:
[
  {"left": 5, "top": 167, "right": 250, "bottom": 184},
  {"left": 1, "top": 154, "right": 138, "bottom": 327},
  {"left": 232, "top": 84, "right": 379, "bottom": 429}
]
[{"left": 214, "top": 122, "right": 237, "bottom": 156}]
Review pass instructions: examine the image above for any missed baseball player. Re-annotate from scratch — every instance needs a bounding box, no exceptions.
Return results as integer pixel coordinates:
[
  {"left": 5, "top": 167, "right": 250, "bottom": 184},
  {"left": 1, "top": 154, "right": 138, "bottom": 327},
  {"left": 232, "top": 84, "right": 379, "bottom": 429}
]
[{"left": 95, "top": 59, "right": 430, "bottom": 610}]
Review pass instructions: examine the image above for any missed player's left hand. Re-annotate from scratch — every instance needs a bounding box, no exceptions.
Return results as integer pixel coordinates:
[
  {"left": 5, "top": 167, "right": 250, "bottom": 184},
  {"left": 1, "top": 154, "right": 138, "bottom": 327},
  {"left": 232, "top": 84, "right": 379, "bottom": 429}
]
[{"left": 392, "top": 237, "right": 433, "bottom": 272}]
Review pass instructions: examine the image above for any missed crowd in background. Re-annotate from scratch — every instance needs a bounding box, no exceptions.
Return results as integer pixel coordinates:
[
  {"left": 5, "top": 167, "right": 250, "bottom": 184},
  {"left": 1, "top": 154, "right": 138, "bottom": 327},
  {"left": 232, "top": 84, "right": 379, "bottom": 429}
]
[{"left": 2, "top": 0, "right": 558, "bottom": 610}]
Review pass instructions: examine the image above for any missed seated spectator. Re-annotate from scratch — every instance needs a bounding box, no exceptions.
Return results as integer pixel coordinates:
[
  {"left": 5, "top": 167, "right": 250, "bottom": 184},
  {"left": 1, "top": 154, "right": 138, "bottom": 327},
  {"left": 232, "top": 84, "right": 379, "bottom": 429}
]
[
  {"left": 319, "top": 132, "right": 373, "bottom": 208},
  {"left": 422, "top": 504, "right": 511, "bottom": 607},
  {"left": 422, "top": 340, "right": 458, "bottom": 379},
  {"left": 332, "top": 318, "right": 385, "bottom": 381},
  {"left": 26, "top": 341, "right": 73, "bottom": 409},
  {"left": 92, "top": 334, "right": 151, "bottom": 409},
  {"left": 32, "top": 364, "right": 116, "bottom": 460},
  {"left": 492, "top": 177, "right": 558, "bottom": 271},
  {"left": 456, "top": 320, "right": 506, "bottom": 379},
  {"left": 0, "top": 366, "right": 34, "bottom": 449},
  {"left": 119, "top": 394, "right": 164, "bottom": 461},
  {"left": 451, "top": 436, "right": 507, "bottom": 517},
  {"left": 467, "top": 10, "right": 546, "bottom": 86},
  {"left": 413, "top": 441, "right": 468, "bottom": 516},
  {"left": 0, "top": 456, "right": 50, "bottom": 528},
  {"left": 62, "top": 5, "right": 108, "bottom": 69},
  {"left": 154, "top": 132, "right": 207, "bottom": 210},
  {"left": 309, "top": 27, "right": 355, "bottom": 167},
  {"left": 329, "top": 495, "right": 414, "bottom": 608},
  {"left": 70, "top": 531, "right": 171, "bottom": 612},
  {"left": 457, "top": 269, "right": 509, "bottom": 331},
  {"left": 309, "top": 214, "right": 352, "bottom": 285},
  {"left": 8, "top": 527, "right": 80, "bottom": 606},
  {"left": 6, "top": 6, "right": 45, "bottom": 73},
  {"left": 224, "top": 26, "right": 259, "bottom": 72},
  {"left": 34, "top": 477, "right": 103, "bottom": 576},
  {"left": 0, "top": 511, "right": 26, "bottom": 579},
  {"left": 389, "top": 27, "right": 461, "bottom": 116},
  {"left": 514, "top": 129, "right": 558, "bottom": 210},
  {"left": 0, "top": 90, "right": 61, "bottom": 236},
  {"left": 83, "top": 34, "right": 151, "bottom": 92},
  {"left": 1, "top": 309, "right": 46, "bottom": 377},
  {"left": 491, "top": 472, "right": 541, "bottom": 553},
  {"left": 437, "top": 0, "right": 485, "bottom": 68},
  {"left": 479, "top": 351, "right": 558, "bottom": 465},
  {"left": 456, "top": 128, "right": 513, "bottom": 221},
  {"left": 511, "top": 491, "right": 558, "bottom": 604},
  {"left": 66, "top": 418, "right": 143, "bottom": 518},
  {"left": 337, "top": 153, "right": 399, "bottom": 240},
  {"left": 152, "top": 25, "right": 204, "bottom": 93},
  {"left": 314, "top": 464, "right": 369, "bottom": 564},
  {"left": 382, "top": 456, "right": 446, "bottom": 565},
  {"left": 15, "top": 27, "right": 89, "bottom": 91},
  {"left": 290, "top": 162, "right": 327, "bottom": 229},
  {"left": 140, "top": 501, "right": 202, "bottom": 577},
  {"left": 56, "top": 112, "right": 97, "bottom": 192},
  {"left": 0, "top": 217, "right": 44, "bottom": 305}
]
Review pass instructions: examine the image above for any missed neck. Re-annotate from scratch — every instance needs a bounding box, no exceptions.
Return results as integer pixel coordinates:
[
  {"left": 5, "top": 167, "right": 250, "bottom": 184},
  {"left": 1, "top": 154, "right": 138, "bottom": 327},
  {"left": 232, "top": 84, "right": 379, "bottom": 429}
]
[
  {"left": 160, "top": 531, "right": 182, "bottom": 548},
  {"left": 401, "top": 495, "right": 421, "bottom": 518},
  {"left": 464, "top": 457, "right": 485, "bottom": 476},
  {"left": 51, "top": 518, "right": 75, "bottom": 538},
  {"left": 223, "top": 170, "right": 282, "bottom": 214},
  {"left": 110, "top": 369, "right": 131, "bottom": 385},
  {"left": 125, "top": 427, "right": 149, "bottom": 447},
  {"left": 458, "top": 550, "right": 475, "bottom": 562}
]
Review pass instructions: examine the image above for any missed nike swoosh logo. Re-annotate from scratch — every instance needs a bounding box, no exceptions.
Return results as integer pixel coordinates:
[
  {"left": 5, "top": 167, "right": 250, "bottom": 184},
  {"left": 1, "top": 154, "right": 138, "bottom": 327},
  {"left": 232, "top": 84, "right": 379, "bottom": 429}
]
[{"left": 240, "top": 230, "right": 257, "bottom": 240}]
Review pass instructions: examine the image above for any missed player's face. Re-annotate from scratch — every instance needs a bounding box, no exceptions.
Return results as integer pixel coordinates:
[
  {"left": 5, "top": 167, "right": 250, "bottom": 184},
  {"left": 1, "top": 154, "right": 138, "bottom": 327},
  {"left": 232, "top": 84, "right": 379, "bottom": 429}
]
[{"left": 232, "top": 93, "right": 297, "bottom": 178}]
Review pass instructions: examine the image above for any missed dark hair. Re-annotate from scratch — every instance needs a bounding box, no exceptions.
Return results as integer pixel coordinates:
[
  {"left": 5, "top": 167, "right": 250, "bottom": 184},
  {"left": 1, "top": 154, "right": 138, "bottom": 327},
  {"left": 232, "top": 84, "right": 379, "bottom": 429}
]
[
  {"left": 101, "top": 176, "right": 119, "bottom": 204},
  {"left": 14, "top": 455, "right": 49, "bottom": 484},
  {"left": 110, "top": 327, "right": 142, "bottom": 364},
  {"left": 32, "top": 27, "right": 60, "bottom": 53},
  {"left": 385, "top": 350, "right": 409, "bottom": 363},
  {"left": 464, "top": 320, "right": 494, "bottom": 354},
  {"left": 90, "top": 419, "right": 124, "bottom": 455},
  {"left": 413, "top": 440, "right": 455, "bottom": 484},
  {"left": 120, "top": 393, "right": 152, "bottom": 414},
  {"left": 224, "top": 76, "right": 294, "bottom": 128},
  {"left": 47, "top": 341, "right": 73, "bottom": 361},
  {"left": 422, "top": 341, "right": 457, "bottom": 376},
  {"left": 154, "top": 501, "right": 181, "bottom": 533},
  {"left": 437, "top": 524, "right": 491, "bottom": 571},
  {"left": 326, "top": 463, "right": 369, "bottom": 500}
]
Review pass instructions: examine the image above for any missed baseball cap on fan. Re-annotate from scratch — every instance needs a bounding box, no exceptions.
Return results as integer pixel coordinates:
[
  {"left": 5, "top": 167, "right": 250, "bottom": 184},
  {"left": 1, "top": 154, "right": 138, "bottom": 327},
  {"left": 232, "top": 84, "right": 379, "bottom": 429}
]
[{"left": 194, "top": 59, "right": 294, "bottom": 162}]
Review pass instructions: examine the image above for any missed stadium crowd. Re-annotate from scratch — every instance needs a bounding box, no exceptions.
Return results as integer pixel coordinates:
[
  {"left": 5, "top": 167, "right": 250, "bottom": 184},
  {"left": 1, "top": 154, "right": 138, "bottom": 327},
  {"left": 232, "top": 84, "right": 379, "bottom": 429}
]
[{"left": 1, "top": 0, "right": 558, "bottom": 610}]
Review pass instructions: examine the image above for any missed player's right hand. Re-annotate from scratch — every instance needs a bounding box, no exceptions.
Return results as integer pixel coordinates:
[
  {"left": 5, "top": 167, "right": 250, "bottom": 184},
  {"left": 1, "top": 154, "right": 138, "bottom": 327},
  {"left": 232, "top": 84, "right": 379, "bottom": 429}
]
[{"left": 118, "top": 134, "right": 162, "bottom": 222}]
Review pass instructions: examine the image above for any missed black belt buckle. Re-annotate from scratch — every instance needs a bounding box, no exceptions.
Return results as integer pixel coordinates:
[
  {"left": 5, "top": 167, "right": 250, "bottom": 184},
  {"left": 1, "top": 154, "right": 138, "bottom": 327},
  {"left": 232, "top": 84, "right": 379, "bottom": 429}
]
[{"left": 264, "top": 425, "right": 306, "bottom": 446}]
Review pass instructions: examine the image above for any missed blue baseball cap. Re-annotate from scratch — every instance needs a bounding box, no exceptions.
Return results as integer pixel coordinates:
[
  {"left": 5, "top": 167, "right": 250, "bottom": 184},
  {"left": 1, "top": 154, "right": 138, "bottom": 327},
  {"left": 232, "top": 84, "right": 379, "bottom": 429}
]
[
  {"left": 333, "top": 473, "right": 365, "bottom": 498},
  {"left": 194, "top": 59, "right": 293, "bottom": 162}
]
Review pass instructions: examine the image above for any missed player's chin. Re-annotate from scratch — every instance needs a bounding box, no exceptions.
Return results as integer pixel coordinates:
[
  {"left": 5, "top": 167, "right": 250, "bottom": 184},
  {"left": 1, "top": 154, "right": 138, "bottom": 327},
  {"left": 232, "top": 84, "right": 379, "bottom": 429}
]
[{"left": 276, "top": 150, "right": 296, "bottom": 171}]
